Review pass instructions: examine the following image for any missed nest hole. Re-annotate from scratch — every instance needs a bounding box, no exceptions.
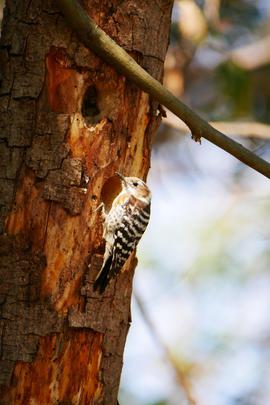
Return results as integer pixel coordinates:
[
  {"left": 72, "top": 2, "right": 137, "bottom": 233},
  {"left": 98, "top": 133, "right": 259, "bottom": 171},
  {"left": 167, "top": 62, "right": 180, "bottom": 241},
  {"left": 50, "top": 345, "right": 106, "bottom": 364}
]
[
  {"left": 82, "top": 86, "right": 101, "bottom": 124},
  {"left": 101, "top": 174, "right": 122, "bottom": 211}
]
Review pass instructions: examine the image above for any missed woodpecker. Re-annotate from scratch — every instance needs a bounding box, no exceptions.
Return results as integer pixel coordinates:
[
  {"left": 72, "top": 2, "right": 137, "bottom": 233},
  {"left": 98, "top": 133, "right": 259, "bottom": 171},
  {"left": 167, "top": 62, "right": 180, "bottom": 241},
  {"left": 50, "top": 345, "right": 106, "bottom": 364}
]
[{"left": 94, "top": 172, "right": 151, "bottom": 294}]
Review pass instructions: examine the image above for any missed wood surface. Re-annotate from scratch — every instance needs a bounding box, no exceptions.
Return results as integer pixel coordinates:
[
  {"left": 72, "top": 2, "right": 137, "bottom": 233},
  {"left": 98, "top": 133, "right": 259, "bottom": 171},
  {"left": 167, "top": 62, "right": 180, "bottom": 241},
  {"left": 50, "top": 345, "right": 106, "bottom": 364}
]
[{"left": 0, "top": 1, "right": 173, "bottom": 403}]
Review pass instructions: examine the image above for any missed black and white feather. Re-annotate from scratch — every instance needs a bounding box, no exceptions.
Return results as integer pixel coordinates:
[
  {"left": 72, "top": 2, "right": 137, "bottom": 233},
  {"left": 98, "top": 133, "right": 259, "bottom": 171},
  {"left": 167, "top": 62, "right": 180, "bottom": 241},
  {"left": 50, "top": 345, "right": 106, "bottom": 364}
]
[{"left": 93, "top": 174, "right": 151, "bottom": 294}]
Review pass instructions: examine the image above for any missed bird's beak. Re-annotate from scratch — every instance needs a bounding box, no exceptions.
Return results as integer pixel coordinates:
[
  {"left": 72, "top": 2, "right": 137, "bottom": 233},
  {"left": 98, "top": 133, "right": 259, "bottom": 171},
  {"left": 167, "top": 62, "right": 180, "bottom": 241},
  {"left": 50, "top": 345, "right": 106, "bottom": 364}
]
[{"left": 115, "top": 171, "right": 127, "bottom": 186}]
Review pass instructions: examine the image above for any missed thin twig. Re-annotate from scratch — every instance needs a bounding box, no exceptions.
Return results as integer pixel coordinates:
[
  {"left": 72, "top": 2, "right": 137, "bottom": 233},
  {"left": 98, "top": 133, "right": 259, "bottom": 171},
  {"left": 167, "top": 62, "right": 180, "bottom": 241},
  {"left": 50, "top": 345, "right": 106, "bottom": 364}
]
[
  {"left": 164, "top": 109, "right": 270, "bottom": 139},
  {"left": 58, "top": 0, "right": 270, "bottom": 179},
  {"left": 134, "top": 291, "right": 197, "bottom": 405}
]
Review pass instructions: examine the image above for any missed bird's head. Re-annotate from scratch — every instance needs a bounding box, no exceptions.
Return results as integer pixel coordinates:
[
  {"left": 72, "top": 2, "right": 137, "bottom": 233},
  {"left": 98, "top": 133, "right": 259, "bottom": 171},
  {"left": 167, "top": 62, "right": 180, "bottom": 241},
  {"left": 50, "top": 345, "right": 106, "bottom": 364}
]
[{"left": 116, "top": 172, "right": 151, "bottom": 204}]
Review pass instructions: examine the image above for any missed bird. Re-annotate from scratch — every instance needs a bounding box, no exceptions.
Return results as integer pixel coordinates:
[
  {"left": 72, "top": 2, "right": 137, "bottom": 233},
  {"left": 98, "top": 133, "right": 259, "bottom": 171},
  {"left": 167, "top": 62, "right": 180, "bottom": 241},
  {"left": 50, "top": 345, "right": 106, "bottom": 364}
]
[{"left": 93, "top": 172, "right": 151, "bottom": 294}]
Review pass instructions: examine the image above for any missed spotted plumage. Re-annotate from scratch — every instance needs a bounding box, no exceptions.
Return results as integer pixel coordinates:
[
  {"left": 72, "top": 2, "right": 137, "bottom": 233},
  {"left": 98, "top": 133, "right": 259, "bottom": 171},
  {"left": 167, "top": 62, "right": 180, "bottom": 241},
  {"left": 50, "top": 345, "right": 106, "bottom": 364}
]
[{"left": 93, "top": 173, "right": 151, "bottom": 293}]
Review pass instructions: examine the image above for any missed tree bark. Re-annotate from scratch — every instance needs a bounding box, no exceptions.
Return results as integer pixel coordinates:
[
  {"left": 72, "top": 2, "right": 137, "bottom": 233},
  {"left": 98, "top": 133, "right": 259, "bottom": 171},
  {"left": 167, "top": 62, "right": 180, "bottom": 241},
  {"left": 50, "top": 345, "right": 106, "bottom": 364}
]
[{"left": 0, "top": 1, "right": 172, "bottom": 404}]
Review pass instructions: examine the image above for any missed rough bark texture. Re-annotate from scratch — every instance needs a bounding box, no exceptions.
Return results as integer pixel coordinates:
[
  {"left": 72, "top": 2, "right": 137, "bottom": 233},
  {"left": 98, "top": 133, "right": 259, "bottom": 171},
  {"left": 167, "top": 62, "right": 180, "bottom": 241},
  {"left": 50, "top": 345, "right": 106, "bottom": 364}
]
[{"left": 0, "top": 1, "right": 173, "bottom": 403}]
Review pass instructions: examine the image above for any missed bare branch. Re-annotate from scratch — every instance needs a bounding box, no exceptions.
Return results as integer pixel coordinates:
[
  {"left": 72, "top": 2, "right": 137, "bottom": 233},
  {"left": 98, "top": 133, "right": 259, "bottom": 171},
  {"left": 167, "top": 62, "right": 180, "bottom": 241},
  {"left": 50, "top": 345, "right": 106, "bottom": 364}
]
[
  {"left": 165, "top": 110, "right": 270, "bottom": 139},
  {"left": 134, "top": 292, "right": 197, "bottom": 405},
  {"left": 58, "top": 0, "right": 270, "bottom": 179}
]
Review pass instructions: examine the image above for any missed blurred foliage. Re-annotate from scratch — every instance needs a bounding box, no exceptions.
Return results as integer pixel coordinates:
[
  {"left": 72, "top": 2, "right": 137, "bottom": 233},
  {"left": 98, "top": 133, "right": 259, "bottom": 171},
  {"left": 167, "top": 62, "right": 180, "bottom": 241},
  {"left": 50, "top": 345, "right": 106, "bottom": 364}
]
[
  {"left": 219, "top": 0, "right": 260, "bottom": 29},
  {"left": 216, "top": 62, "right": 251, "bottom": 118},
  {"left": 167, "top": 0, "right": 270, "bottom": 123}
]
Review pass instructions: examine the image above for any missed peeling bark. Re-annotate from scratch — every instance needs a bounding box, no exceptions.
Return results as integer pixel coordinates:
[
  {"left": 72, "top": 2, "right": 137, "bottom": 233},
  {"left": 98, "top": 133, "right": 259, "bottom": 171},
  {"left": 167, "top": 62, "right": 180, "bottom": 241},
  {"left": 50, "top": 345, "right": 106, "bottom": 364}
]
[{"left": 0, "top": 0, "right": 173, "bottom": 403}]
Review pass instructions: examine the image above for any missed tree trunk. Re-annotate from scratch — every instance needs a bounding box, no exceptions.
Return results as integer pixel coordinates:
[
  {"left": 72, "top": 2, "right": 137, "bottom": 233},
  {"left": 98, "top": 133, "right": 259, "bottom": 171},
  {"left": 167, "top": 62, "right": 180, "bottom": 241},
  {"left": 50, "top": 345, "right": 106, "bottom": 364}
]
[{"left": 0, "top": 1, "right": 172, "bottom": 403}]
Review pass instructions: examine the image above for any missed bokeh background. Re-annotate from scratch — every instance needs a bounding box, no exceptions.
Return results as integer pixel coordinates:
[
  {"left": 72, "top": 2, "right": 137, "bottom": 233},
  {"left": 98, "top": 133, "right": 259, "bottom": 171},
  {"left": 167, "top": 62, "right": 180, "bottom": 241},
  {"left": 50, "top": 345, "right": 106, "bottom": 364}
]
[{"left": 119, "top": 1, "right": 270, "bottom": 404}]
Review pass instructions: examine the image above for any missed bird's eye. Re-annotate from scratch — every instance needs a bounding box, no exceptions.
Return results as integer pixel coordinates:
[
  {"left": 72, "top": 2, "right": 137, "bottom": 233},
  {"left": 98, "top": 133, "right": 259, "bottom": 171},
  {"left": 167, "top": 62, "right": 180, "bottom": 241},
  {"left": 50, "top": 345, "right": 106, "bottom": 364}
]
[{"left": 133, "top": 181, "right": 138, "bottom": 187}]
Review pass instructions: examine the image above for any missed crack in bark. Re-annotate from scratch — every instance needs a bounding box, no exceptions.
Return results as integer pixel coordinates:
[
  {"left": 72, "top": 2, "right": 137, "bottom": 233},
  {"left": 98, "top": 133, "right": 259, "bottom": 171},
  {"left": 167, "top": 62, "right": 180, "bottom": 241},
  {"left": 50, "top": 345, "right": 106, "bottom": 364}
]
[{"left": 0, "top": 235, "right": 64, "bottom": 385}]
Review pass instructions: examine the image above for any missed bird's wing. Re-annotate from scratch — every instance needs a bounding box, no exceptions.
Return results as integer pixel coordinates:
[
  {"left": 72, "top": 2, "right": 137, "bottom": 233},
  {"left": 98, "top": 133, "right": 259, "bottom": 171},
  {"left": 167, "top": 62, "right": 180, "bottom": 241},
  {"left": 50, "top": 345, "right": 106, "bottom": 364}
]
[
  {"left": 110, "top": 202, "right": 150, "bottom": 278},
  {"left": 94, "top": 199, "right": 150, "bottom": 293}
]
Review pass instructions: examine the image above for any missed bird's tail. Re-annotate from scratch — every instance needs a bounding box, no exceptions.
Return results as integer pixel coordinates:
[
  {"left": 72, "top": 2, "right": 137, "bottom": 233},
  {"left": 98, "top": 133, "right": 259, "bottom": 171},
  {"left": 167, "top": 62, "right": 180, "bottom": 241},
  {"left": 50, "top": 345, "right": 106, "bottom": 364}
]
[{"left": 93, "top": 255, "right": 113, "bottom": 294}]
